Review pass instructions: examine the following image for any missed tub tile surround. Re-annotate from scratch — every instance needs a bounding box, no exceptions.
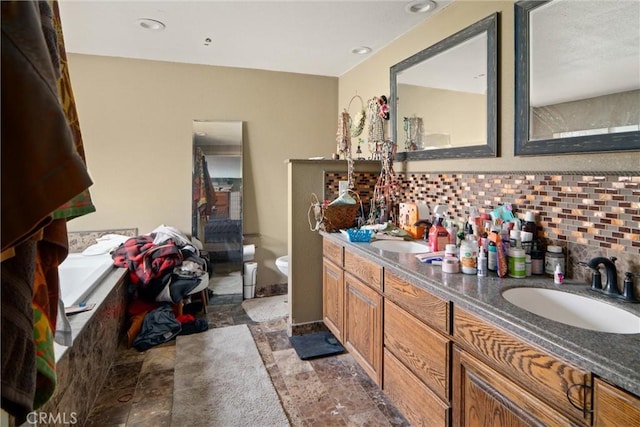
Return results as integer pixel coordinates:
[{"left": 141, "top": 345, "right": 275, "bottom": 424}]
[
  {"left": 327, "top": 171, "right": 640, "bottom": 294},
  {"left": 38, "top": 269, "right": 128, "bottom": 426},
  {"left": 67, "top": 228, "right": 138, "bottom": 253}
]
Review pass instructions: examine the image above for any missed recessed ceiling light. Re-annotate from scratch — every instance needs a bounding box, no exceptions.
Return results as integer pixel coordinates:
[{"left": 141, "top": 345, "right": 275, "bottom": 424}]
[
  {"left": 352, "top": 46, "right": 372, "bottom": 55},
  {"left": 405, "top": 0, "right": 437, "bottom": 14},
  {"left": 136, "top": 18, "right": 165, "bottom": 31}
]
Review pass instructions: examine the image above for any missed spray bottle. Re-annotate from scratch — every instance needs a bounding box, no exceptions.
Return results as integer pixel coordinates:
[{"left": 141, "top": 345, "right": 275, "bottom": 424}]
[{"left": 428, "top": 205, "right": 450, "bottom": 252}]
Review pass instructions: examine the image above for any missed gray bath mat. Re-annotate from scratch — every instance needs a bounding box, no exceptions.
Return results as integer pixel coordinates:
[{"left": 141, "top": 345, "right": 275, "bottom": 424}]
[
  {"left": 172, "top": 325, "right": 289, "bottom": 426},
  {"left": 289, "top": 331, "right": 345, "bottom": 360}
]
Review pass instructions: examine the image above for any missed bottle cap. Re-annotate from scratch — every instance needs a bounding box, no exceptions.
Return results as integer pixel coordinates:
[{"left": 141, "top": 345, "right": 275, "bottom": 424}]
[
  {"left": 525, "top": 211, "right": 536, "bottom": 222},
  {"left": 555, "top": 264, "right": 563, "bottom": 273},
  {"left": 547, "top": 245, "right": 562, "bottom": 254}
]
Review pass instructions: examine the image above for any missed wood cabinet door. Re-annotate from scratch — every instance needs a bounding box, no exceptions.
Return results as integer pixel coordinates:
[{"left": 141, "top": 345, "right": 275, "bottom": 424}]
[
  {"left": 322, "top": 257, "right": 344, "bottom": 342},
  {"left": 452, "top": 346, "right": 580, "bottom": 427},
  {"left": 594, "top": 378, "right": 640, "bottom": 427},
  {"left": 344, "top": 272, "right": 383, "bottom": 386}
]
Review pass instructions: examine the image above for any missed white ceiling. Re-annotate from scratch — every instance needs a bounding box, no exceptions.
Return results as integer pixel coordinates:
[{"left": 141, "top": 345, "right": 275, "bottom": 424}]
[{"left": 58, "top": 0, "right": 451, "bottom": 77}]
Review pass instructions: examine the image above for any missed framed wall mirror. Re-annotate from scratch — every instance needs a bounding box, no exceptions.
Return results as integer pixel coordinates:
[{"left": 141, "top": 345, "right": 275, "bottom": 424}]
[
  {"left": 515, "top": 0, "right": 640, "bottom": 155},
  {"left": 391, "top": 13, "right": 498, "bottom": 161},
  {"left": 192, "top": 120, "right": 243, "bottom": 295}
]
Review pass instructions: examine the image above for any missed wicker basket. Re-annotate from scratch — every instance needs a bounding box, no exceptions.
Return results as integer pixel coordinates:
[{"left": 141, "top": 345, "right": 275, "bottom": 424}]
[
  {"left": 321, "top": 191, "right": 362, "bottom": 232},
  {"left": 322, "top": 204, "right": 359, "bottom": 232}
]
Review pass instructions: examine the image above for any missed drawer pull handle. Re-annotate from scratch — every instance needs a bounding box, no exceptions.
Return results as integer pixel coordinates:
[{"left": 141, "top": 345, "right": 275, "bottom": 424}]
[{"left": 566, "top": 383, "right": 593, "bottom": 415}]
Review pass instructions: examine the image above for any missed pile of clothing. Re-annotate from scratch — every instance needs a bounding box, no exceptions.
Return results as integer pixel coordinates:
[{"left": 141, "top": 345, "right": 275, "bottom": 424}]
[{"left": 112, "top": 225, "right": 209, "bottom": 350}]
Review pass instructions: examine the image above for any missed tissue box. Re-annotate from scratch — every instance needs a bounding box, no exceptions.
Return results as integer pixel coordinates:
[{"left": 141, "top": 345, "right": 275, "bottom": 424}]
[{"left": 399, "top": 203, "right": 425, "bottom": 239}]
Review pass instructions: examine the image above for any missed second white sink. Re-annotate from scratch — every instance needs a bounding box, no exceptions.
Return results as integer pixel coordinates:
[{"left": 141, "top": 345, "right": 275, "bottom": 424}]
[
  {"left": 370, "top": 240, "right": 429, "bottom": 253},
  {"left": 501, "top": 287, "right": 640, "bottom": 334}
]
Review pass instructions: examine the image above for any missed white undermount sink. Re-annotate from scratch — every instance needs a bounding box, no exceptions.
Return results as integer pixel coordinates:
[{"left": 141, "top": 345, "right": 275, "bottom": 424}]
[
  {"left": 501, "top": 287, "right": 640, "bottom": 334},
  {"left": 370, "top": 240, "right": 429, "bottom": 253}
]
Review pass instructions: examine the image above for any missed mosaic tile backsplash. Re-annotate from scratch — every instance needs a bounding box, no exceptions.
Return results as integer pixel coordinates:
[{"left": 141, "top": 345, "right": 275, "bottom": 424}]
[{"left": 326, "top": 171, "right": 639, "bottom": 291}]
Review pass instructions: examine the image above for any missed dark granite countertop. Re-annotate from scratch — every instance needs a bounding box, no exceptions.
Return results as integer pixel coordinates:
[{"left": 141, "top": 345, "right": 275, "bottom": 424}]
[{"left": 322, "top": 232, "right": 640, "bottom": 396}]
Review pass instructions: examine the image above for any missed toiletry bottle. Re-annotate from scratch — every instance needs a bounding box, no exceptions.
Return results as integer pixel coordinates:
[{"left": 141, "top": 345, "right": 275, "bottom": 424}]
[
  {"left": 508, "top": 247, "right": 526, "bottom": 278},
  {"left": 554, "top": 264, "right": 564, "bottom": 284},
  {"left": 460, "top": 237, "right": 478, "bottom": 275},
  {"left": 509, "top": 229, "right": 521, "bottom": 248},
  {"left": 530, "top": 242, "right": 544, "bottom": 275},
  {"left": 446, "top": 221, "right": 457, "bottom": 245},
  {"left": 428, "top": 205, "right": 450, "bottom": 252},
  {"left": 487, "top": 240, "right": 497, "bottom": 271},
  {"left": 489, "top": 231, "right": 508, "bottom": 278},
  {"left": 477, "top": 250, "right": 487, "bottom": 277},
  {"left": 523, "top": 211, "right": 537, "bottom": 240}
]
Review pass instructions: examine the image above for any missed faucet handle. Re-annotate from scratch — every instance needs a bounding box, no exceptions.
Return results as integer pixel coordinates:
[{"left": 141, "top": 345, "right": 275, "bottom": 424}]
[{"left": 621, "top": 272, "right": 639, "bottom": 303}]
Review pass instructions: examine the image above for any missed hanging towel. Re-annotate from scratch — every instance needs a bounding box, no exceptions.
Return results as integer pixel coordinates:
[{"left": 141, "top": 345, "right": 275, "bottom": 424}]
[
  {"left": 1, "top": 0, "right": 93, "bottom": 252},
  {"left": 51, "top": 0, "right": 95, "bottom": 221},
  {"left": 1, "top": 1, "right": 93, "bottom": 419},
  {"left": 1, "top": 240, "right": 37, "bottom": 423},
  {"left": 32, "top": 303, "right": 56, "bottom": 409}
]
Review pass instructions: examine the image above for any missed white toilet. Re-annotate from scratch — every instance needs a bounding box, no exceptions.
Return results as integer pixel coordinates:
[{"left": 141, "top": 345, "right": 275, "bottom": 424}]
[{"left": 276, "top": 255, "right": 289, "bottom": 277}]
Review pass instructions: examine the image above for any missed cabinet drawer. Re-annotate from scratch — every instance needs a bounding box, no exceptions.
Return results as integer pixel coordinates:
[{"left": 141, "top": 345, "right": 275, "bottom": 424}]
[
  {"left": 384, "top": 349, "right": 450, "bottom": 427},
  {"left": 384, "top": 299, "right": 450, "bottom": 403},
  {"left": 344, "top": 250, "right": 382, "bottom": 291},
  {"left": 454, "top": 307, "right": 592, "bottom": 425},
  {"left": 594, "top": 378, "right": 640, "bottom": 426},
  {"left": 384, "top": 270, "right": 450, "bottom": 334},
  {"left": 323, "top": 238, "right": 343, "bottom": 266}
]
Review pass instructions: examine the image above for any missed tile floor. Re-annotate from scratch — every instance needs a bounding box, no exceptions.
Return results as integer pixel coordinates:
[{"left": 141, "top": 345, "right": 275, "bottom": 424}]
[{"left": 84, "top": 294, "right": 409, "bottom": 426}]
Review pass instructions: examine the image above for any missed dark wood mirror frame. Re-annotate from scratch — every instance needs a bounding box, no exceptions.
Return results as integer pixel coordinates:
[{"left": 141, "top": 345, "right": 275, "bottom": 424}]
[{"left": 391, "top": 13, "right": 499, "bottom": 161}]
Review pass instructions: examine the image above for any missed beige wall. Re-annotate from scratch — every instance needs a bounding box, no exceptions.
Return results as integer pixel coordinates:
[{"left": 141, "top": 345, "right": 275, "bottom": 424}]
[
  {"left": 340, "top": 0, "right": 639, "bottom": 172},
  {"left": 66, "top": 54, "right": 338, "bottom": 286},
  {"left": 398, "top": 83, "right": 485, "bottom": 148},
  {"left": 288, "top": 160, "right": 381, "bottom": 327}
]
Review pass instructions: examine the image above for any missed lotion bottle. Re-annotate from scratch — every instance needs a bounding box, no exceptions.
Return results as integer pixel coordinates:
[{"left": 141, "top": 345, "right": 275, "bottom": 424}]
[{"left": 554, "top": 264, "right": 564, "bottom": 285}]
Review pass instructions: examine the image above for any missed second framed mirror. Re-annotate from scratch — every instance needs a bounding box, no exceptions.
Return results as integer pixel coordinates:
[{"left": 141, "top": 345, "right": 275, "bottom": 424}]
[{"left": 391, "top": 13, "right": 499, "bottom": 161}]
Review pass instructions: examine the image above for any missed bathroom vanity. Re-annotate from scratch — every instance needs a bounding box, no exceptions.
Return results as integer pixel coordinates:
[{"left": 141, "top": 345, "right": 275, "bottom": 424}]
[{"left": 321, "top": 233, "right": 640, "bottom": 426}]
